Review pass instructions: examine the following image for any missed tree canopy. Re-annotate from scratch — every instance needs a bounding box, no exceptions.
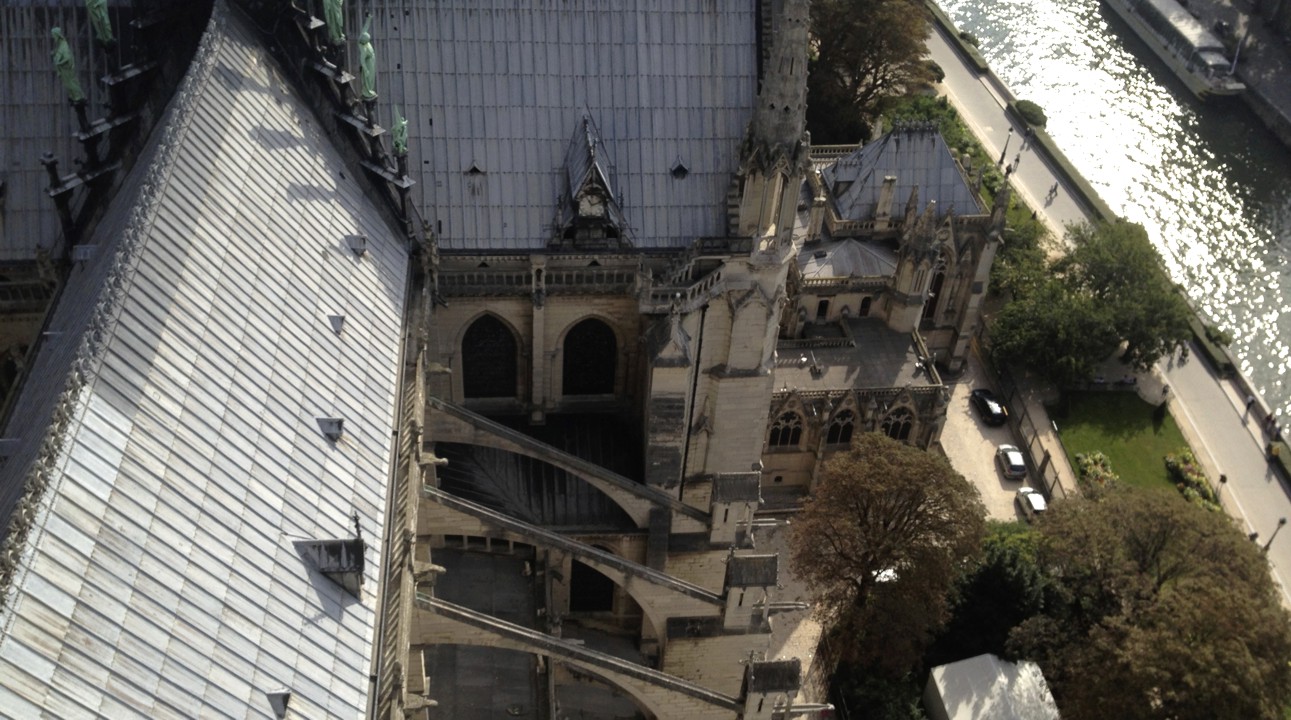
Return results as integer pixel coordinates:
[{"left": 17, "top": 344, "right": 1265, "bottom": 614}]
[
  {"left": 806, "top": 0, "right": 935, "bottom": 143},
  {"left": 1007, "top": 487, "right": 1291, "bottom": 720},
  {"left": 789, "top": 433, "right": 987, "bottom": 674},
  {"left": 991, "top": 220, "right": 1191, "bottom": 384}
]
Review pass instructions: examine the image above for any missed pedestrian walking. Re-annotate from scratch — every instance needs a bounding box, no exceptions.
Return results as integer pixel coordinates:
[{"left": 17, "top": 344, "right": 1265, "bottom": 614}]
[
  {"left": 1246, "top": 395, "right": 1256, "bottom": 415},
  {"left": 1266, "top": 411, "right": 1277, "bottom": 430},
  {"left": 1024, "top": 126, "right": 1034, "bottom": 148}
]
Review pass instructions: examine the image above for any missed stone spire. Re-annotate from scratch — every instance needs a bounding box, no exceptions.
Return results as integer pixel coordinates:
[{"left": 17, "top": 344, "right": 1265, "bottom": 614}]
[
  {"left": 732, "top": 0, "right": 811, "bottom": 241},
  {"left": 743, "top": 0, "right": 810, "bottom": 170}
]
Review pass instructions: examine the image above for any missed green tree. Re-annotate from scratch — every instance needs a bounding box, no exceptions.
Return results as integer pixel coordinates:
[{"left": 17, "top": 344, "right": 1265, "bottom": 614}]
[
  {"left": 789, "top": 433, "right": 987, "bottom": 674},
  {"left": 1007, "top": 487, "right": 1291, "bottom": 720},
  {"left": 1056, "top": 221, "right": 1191, "bottom": 369},
  {"left": 807, "top": 0, "right": 935, "bottom": 143},
  {"left": 991, "top": 221, "right": 1191, "bottom": 384},
  {"left": 990, "top": 280, "right": 1119, "bottom": 387},
  {"left": 928, "top": 521, "right": 1049, "bottom": 667}
]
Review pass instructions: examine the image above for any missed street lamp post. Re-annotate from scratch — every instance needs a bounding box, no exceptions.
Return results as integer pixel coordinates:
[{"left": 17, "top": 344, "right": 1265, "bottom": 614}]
[
  {"left": 1264, "top": 517, "right": 1288, "bottom": 553},
  {"left": 1216, "top": 474, "right": 1227, "bottom": 505},
  {"left": 997, "top": 127, "right": 1013, "bottom": 167}
]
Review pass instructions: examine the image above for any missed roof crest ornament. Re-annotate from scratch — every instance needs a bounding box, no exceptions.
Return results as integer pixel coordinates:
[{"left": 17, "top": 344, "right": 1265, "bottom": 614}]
[
  {"left": 50, "top": 28, "right": 85, "bottom": 103},
  {"left": 323, "top": 0, "right": 345, "bottom": 46},
  {"left": 358, "top": 15, "right": 377, "bottom": 101},
  {"left": 86, "top": 0, "right": 115, "bottom": 47}
]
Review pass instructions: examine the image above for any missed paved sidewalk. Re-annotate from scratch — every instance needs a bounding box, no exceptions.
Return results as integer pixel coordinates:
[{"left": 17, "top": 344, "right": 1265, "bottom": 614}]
[
  {"left": 930, "top": 7, "right": 1291, "bottom": 604},
  {"left": 926, "top": 25, "right": 1089, "bottom": 238}
]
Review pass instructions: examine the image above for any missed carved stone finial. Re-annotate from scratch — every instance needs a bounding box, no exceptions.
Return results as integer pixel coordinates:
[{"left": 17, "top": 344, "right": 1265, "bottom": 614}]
[
  {"left": 392, "top": 107, "right": 408, "bottom": 156},
  {"left": 358, "top": 15, "right": 377, "bottom": 101},
  {"left": 323, "top": 0, "right": 345, "bottom": 45},
  {"left": 50, "top": 28, "right": 85, "bottom": 103},
  {"left": 86, "top": 0, "right": 114, "bottom": 46}
]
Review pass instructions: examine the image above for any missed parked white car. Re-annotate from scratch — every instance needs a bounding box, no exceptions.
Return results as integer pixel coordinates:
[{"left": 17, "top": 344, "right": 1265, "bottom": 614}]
[
  {"left": 996, "top": 444, "right": 1027, "bottom": 480},
  {"left": 1016, "top": 487, "right": 1047, "bottom": 522}
]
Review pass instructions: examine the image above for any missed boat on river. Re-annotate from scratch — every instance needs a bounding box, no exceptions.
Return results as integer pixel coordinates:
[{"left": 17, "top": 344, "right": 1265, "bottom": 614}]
[{"left": 1103, "top": 0, "right": 1244, "bottom": 99}]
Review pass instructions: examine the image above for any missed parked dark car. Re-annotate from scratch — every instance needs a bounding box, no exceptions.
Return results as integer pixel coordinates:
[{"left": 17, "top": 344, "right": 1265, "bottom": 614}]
[{"left": 970, "top": 388, "right": 1009, "bottom": 426}]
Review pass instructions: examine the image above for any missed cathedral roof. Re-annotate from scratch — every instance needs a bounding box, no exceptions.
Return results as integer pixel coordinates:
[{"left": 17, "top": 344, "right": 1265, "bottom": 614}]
[
  {"left": 363, "top": 0, "right": 760, "bottom": 251},
  {"left": 822, "top": 125, "right": 985, "bottom": 223},
  {"left": 0, "top": 4, "right": 406, "bottom": 715}
]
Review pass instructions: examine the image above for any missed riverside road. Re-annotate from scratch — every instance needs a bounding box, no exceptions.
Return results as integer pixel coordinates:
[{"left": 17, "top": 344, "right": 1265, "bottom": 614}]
[{"left": 926, "top": 21, "right": 1291, "bottom": 603}]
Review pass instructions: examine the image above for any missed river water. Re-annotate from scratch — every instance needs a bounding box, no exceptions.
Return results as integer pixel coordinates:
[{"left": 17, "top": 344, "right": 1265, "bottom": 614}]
[{"left": 936, "top": 0, "right": 1291, "bottom": 417}]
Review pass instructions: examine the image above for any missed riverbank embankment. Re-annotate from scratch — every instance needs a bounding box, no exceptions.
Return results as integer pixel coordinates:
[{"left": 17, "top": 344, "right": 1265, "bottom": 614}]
[{"left": 924, "top": 0, "right": 1291, "bottom": 477}]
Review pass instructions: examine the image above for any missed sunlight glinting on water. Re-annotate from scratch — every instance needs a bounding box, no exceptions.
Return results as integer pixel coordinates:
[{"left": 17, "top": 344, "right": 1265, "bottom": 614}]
[{"left": 939, "top": 0, "right": 1291, "bottom": 414}]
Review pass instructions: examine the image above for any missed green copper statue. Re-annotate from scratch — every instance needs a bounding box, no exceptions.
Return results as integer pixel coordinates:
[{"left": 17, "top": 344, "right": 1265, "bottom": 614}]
[
  {"left": 392, "top": 108, "right": 408, "bottom": 156},
  {"left": 50, "top": 28, "right": 85, "bottom": 103},
  {"left": 86, "top": 0, "right": 114, "bottom": 45},
  {"left": 323, "top": 0, "right": 345, "bottom": 45},
  {"left": 358, "top": 15, "right": 377, "bottom": 100}
]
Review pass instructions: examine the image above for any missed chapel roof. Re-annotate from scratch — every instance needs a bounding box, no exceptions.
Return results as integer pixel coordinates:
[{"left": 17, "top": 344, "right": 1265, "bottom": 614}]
[{"left": 822, "top": 124, "right": 985, "bottom": 223}]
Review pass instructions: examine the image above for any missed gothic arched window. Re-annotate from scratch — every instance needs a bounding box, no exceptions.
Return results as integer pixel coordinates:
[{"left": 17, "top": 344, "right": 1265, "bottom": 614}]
[
  {"left": 827, "top": 410, "right": 855, "bottom": 445},
  {"left": 923, "top": 270, "right": 946, "bottom": 321},
  {"left": 562, "top": 318, "right": 617, "bottom": 395},
  {"left": 461, "top": 314, "right": 519, "bottom": 399},
  {"left": 881, "top": 408, "right": 914, "bottom": 442},
  {"left": 769, "top": 412, "right": 803, "bottom": 448}
]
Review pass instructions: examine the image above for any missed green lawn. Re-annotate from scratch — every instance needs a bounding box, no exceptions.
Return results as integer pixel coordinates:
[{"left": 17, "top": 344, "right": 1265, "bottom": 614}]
[{"left": 1049, "top": 392, "right": 1188, "bottom": 490}]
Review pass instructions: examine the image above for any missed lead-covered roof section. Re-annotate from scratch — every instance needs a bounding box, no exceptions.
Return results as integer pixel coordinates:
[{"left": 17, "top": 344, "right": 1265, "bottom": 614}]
[
  {"left": 0, "top": 3, "right": 407, "bottom": 716},
  {"left": 353, "top": 0, "right": 758, "bottom": 251},
  {"left": 823, "top": 126, "right": 985, "bottom": 223}
]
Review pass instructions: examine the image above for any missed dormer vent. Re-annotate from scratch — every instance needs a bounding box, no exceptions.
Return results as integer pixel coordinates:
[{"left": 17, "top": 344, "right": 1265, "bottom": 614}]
[
  {"left": 317, "top": 417, "right": 344, "bottom": 442},
  {"left": 295, "top": 536, "right": 366, "bottom": 597},
  {"left": 266, "top": 689, "right": 291, "bottom": 718},
  {"left": 346, "top": 234, "right": 368, "bottom": 256},
  {"left": 328, "top": 314, "right": 345, "bottom": 334},
  {"left": 671, "top": 161, "right": 689, "bottom": 179}
]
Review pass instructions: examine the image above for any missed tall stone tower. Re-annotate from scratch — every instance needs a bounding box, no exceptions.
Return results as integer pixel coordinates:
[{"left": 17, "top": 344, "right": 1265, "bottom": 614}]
[{"left": 687, "top": 0, "right": 812, "bottom": 482}]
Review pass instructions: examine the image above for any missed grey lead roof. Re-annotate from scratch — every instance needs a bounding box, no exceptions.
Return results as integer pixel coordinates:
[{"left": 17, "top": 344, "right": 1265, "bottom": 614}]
[
  {"left": 0, "top": 3, "right": 407, "bottom": 717},
  {"left": 823, "top": 126, "right": 985, "bottom": 224},
  {"left": 352, "top": 0, "right": 759, "bottom": 251}
]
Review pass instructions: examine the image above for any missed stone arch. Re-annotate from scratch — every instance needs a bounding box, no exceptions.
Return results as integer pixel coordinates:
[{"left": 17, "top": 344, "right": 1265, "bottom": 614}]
[
  {"left": 571, "top": 545, "right": 618, "bottom": 613},
  {"left": 559, "top": 316, "right": 620, "bottom": 396},
  {"left": 459, "top": 312, "right": 524, "bottom": 400},
  {"left": 922, "top": 268, "right": 946, "bottom": 321}
]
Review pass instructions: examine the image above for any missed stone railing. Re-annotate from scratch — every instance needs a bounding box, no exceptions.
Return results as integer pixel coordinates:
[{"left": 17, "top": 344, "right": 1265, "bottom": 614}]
[
  {"left": 800, "top": 276, "right": 887, "bottom": 293},
  {"left": 544, "top": 266, "right": 640, "bottom": 294},
  {"left": 438, "top": 268, "right": 532, "bottom": 297},
  {"left": 640, "top": 267, "right": 726, "bottom": 315}
]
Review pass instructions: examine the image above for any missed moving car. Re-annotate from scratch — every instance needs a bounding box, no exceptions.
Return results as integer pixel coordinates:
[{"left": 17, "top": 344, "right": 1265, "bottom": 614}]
[
  {"left": 1016, "top": 487, "right": 1047, "bottom": 522},
  {"left": 970, "top": 388, "right": 1009, "bottom": 426},
  {"left": 996, "top": 444, "right": 1027, "bottom": 480}
]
